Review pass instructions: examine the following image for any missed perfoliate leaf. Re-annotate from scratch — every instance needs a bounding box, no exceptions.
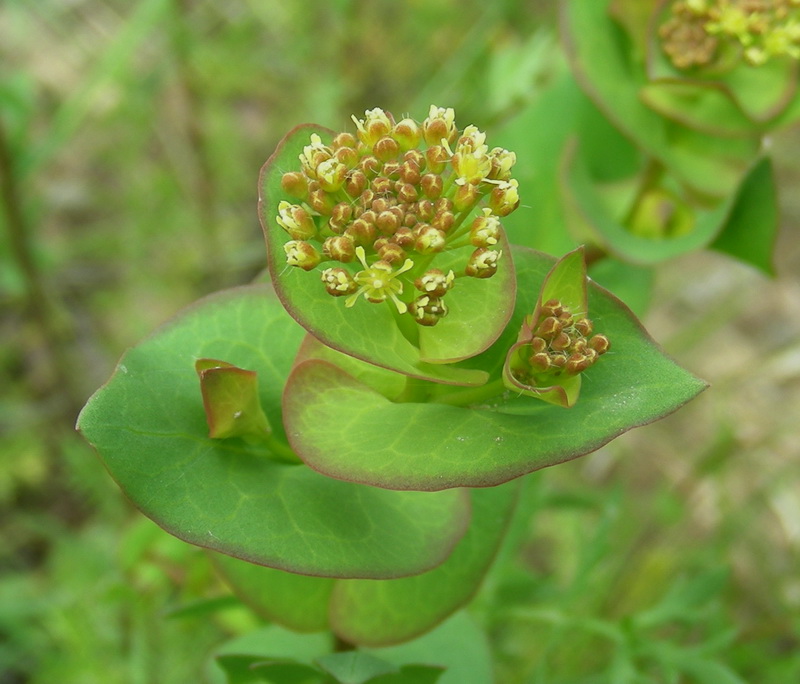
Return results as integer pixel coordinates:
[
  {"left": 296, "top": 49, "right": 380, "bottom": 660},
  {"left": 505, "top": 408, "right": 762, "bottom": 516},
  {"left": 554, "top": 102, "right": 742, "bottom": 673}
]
[{"left": 78, "top": 285, "right": 470, "bottom": 578}]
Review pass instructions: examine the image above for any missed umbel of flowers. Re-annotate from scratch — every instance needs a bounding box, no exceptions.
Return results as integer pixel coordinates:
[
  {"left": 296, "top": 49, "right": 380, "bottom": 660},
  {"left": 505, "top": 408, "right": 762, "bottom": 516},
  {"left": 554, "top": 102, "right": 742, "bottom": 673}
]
[
  {"left": 660, "top": 0, "right": 800, "bottom": 68},
  {"left": 276, "top": 106, "right": 519, "bottom": 327}
]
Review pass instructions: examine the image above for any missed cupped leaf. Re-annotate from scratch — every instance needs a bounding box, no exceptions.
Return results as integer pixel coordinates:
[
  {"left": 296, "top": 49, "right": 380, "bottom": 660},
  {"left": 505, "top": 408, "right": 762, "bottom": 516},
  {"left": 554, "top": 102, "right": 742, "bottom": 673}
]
[
  {"left": 258, "top": 124, "right": 491, "bottom": 387},
  {"left": 502, "top": 247, "right": 590, "bottom": 408},
  {"left": 330, "top": 481, "right": 519, "bottom": 647},
  {"left": 283, "top": 248, "right": 707, "bottom": 491},
  {"left": 78, "top": 285, "right": 470, "bottom": 578},
  {"left": 561, "top": 140, "right": 739, "bottom": 264},
  {"left": 560, "top": 0, "right": 760, "bottom": 198},
  {"left": 195, "top": 359, "right": 272, "bottom": 441}
]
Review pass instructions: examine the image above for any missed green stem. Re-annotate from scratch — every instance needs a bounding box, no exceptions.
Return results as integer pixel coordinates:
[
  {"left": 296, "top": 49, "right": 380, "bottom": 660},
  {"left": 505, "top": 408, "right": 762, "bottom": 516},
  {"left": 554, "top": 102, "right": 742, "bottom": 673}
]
[
  {"left": 263, "top": 434, "right": 303, "bottom": 464},
  {"left": 622, "top": 157, "right": 665, "bottom": 227}
]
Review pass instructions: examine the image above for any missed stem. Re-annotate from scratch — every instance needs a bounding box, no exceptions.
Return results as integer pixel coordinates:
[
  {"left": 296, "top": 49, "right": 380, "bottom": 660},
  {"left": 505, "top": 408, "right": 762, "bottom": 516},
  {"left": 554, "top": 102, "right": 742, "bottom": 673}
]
[{"left": 622, "top": 156, "right": 665, "bottom": 227}]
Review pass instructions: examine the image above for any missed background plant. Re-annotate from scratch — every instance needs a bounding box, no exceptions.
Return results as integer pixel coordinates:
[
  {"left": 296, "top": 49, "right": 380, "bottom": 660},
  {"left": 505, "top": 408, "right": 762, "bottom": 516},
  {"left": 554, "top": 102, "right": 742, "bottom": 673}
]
[{"left": 2, "top": 1, "right": 800, "bottom": 682}]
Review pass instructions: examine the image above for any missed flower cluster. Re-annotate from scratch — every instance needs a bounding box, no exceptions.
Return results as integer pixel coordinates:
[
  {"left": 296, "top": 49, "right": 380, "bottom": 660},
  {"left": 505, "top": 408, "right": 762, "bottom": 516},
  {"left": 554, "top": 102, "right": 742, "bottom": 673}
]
[
  {"left": 660, "top": 0, "right": 800, "bottom": 68},
  {"left": 276, "top": 106, "right": 518, "bottom": 326},
  {"left": 508, "top": 298, "right": 609, "bottom": 387}
]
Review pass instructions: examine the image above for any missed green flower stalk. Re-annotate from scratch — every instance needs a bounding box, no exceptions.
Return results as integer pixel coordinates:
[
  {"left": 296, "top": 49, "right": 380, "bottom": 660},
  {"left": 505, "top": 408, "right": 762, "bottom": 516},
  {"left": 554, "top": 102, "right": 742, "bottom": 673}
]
[{"left": 274, "top": 106, "right": 519, "bottom": 327}]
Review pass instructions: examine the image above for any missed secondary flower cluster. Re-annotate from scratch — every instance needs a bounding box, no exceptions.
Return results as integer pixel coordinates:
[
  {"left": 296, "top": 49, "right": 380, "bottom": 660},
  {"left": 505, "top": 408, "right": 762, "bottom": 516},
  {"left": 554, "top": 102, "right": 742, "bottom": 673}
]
[
  {"left": 509, "top": 298, "right": 610, "bottom": 387},
  {"left": 660, "top": 0, "right": 800, "bottom": 68},
  {"left": 276, "top": 106, "right": 518, "bottom": 326}
]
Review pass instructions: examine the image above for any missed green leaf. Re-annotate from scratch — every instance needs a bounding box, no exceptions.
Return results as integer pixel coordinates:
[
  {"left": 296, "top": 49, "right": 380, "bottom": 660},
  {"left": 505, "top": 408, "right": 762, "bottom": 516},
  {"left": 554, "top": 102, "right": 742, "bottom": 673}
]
[
  {"left": 217, "top": 655, "right": 324, "bottom": 684},
  {"left": 77, "top": 285, "right": 470, "bottom": 578},
  {"left": 315, "top": 652, "right": 398, "bottom": 684},
  {"left": 330, "top": 482, "right": 519, "bottom": 646},
  {"left": 367, "top": 665, "right": 445, "bottom": 684},
  {"left": 283, "top": 248, "right": 707, "bottom": 491},
  {"left": 562, "top": 141, "right": 738, "bottom": 264},
  {"left": 195, "top": 359, "right": 273, "bottom": 441},
  {"left": 711, "top": 157, "right": 778, "bottom": 275},
  {"left": 560, "top": 0, "right": 760, "bottom": 198},
  {"left": 366, "top": 612, "right": 493, "bottom": 684},
  {"left": 212, "top": 553, "right": 335, "bottom": 633},
  {"left": 211, "top": 625, "right": 332, "bottom": 682},
  {"left": 258, "top": 124, "right": 497, "bottom": 387}
]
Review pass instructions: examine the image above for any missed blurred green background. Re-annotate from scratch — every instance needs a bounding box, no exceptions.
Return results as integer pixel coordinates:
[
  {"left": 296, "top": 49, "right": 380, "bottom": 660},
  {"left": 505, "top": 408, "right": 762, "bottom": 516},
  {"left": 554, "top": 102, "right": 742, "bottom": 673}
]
[{"left": 2, "top": 1, "right": 799, "bottom": 682}]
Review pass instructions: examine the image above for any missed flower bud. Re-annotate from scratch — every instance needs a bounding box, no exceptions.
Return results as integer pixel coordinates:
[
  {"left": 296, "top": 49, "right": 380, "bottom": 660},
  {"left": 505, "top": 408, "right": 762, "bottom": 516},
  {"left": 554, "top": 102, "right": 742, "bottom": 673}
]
[
  {"left": 528, "top": 352, "right": 551, "bottom": 372},
  {"left": 344, "top": 170, "right": 368, "bottom": 198},
  {"left": 376, "top": 210, "right": 400, "bottom": 235},
  {"left": 335, "top": 145, "right": 359, "bottom": 168},
  {"left": 372, "top": 176, "right": 393, "bottom": 195},
  {"left": 403, "top": 149, "right": 426, "bottom": 170},
  {"left": 377, "top": 241, "right": 407, "bottom": 264},
  {"left": 329, "top": 202, "right": 354, "bottom": 233},
  {"left": 323, "top": 235, "right": 356, "bottom": 262},
  {"left": 425, "top": 145, "right": 450, "bottom": 174},
  {"left": 300, "top": 134, "right": 333, "bottom": 178},
  {"left": 400, "top": 160, "right": 421, "bottom": 185},
  {"left": 409, "top": 295, "right": 449, "bottom": 326},
  {"left": 392, "top": 226, "right": 415, "bottom": 248},
  {"left": 332, "top": 131, "right": 357, "bottom": 149},
  {"left": 487, "top": 147, "right": 516, "bottom": 180},
  {"left": 414, "top": 268, "right": 455, "bottom": 297},
  {"left": 284, "top": 240, "right": 321, "bottom": 271},
  {"left": 276, "top": 201, "right": 317, "bottom": 240},
  {"left": 308, "top": 187, "right": 336, "bottom": 215},
  {"left": 397, "top": 182, "right": 419, "bottom": 203},
  {"left": 321, "top": 267, "right": 357, "bottom": 296},
  {"left": 359, "top": 155, "right": 381, "bottom": 178},
  {"left": 469, "top": 209, "right": 501, "bottom": 247},
  {"left": 393, "top": 118, "right": 421, "bottom": 151},
  {"left": 465, "top": 248, "right": 502, "bottom": 278},
  {"left": 374, "top": 135, "right": 400, "bottom": 162},
  {"left": 453, "top": 182, "right": 480, "bottom": 212},
  {"left": 280, "top": 171, "right": 308, "bottom": 200},
  {"left": 589, "top": 334, "right": 610, "bottom": 355},
  {"left": 352, "top": 108, "right": 394, "bottom": 147},
  {"left": 431, "top": 210, "right": 455, "bottom": 233},
  {"left": 420, "top": 173, "right": 443, "bottom": 199},
  {"left": 422, "top": 105, "right": 457, "bottom": 146},
  {"left": 535, "top": 316, "right": 562, "bottom": 339},
  {"left": 488, "top": 179, "right": 520, "bottom": 216},
  {"left": 317, "top": 158, "right": 348, "bottom": 192},
  {"left": 414, "top": 225, "right": 447, "bottom": 254},
  {"left": 345, "top": 218, "right": 376, "bottom": 246}
]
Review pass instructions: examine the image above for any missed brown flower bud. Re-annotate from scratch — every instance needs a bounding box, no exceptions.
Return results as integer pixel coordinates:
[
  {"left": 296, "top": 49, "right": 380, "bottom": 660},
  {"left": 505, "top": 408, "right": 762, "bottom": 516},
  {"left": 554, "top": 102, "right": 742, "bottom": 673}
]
[
  {"left": 329, "top": 202, "right": 354, "bottom": 233},
  {"left": 308, "top": 187, "right": 335, "bottom": 215},
  {"left": 414, "top": 268, "right": 455, "bottom": 297},
  {"left": 332, "top": 131, "right": 357, "bottom": 149},
  {"left": 425, "top": 145, "right": 450, "bottom": 174},
  {"left": 409, "top": 295, "right": 449, "bottom": 326},
  {"left": 280, "top": 171, "right": 308, "bottom": 200},
  {"left": 372, "top": 176, "right": 393, "bottom": 195},
  {"left": 465, "top": 248, "right": 501, "bottom": 279},
  {"left": 392, "top": 118, "right": 421, "bottom": 151},
  {"left": 589, "top": 334, "right": 610, "bottom": 355},
  {"left": 321, "top": 267, "right": 357, "bottom": 296},
  {"left": 453, "top": 182, "right": 479, "bottom": 212},
  {"left": 377, "top": 242, "right": 407, "bottom": 264},
  {"left": 376, "top": 210, "right": 400, "bottom": 235},
  {"left": 392, "top": 226, "right": 415, "bottom": 248},
  {"left": 323, "top": 235, "right": 356, "bottom": 262},
  {"left": 431, "top": 210, "right": 455, "bottom": 233},
  {"left": 397, "top": 182, "right": 419, "bottom": 203},
  {"left": 344, "top": 170, "right": 368, "bottom": 198},
  {"left": 528, "top": 352, "right": 551, "bottom": 372},
  {"left": 345, "top": 218, "right": 376, "bottom": 246},
  {"left": 284, "top": 240, "right": 321, "bottom": 271},
  {"left": 414, "top": 225, "right": 447, "bottom": 254},
  {"left": 420, "top": 173, "right": 443, "bottom": 199},
  {"left": 374, "top": 135, "right": 400, "bottom": 162},
  {"left": 536, "top": 316, "right": 562, "bottom": 340}
]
